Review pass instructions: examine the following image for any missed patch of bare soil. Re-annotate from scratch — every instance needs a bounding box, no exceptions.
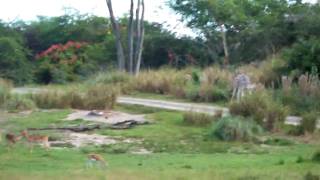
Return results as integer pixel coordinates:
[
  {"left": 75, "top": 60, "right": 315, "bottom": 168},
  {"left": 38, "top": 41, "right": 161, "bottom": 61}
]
[{"left": 50, "top": 132, "right": 140, "bottom": 148}]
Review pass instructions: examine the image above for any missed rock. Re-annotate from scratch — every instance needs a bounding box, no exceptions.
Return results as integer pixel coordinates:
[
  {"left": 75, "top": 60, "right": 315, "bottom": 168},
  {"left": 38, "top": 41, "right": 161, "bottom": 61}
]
[{"left": 285, "top": 116, "right": 303, "bottom": 126}]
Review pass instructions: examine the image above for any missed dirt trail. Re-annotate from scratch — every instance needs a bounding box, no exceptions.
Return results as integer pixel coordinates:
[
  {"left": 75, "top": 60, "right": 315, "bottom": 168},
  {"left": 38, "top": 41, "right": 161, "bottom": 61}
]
[{"left": 118, "top": 96, "right": 229, "bottom": 116}]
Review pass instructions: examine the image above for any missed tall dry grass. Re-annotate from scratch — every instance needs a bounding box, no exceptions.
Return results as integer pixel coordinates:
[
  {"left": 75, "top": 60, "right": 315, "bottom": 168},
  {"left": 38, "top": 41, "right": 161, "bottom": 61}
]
[
  {"left": 132, "top": 68, "right": 188, "bottom": 95},
  {"left": 29, "top": 85, "right": 118, "bottom": 110},
  {"left": 0, "top": 78, "right": 12, "bottom": 106}
]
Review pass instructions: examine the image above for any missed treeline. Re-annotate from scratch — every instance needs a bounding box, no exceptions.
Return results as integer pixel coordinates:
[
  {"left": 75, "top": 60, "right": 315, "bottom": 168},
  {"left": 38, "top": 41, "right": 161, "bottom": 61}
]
[
  {"left": 1, "top": 1, "right": 320, "bottom": 85},
  {"left": 0, "top": 13, "right": 205, "bottom": 85}
]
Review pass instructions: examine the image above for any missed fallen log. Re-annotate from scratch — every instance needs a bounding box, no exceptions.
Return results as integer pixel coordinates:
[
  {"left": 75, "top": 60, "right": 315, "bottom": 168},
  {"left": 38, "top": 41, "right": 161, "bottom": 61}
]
[
  {"left": 27, "top": 120, "right": 150, "bottom": 132},
  {"left": 28, "top": 124, "right": 102, "bottom": 132}
]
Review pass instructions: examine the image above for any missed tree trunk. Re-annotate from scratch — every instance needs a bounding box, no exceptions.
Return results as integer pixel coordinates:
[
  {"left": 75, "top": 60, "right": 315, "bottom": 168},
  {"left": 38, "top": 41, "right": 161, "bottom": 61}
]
[
  {"left": 220, "top": 24, "right": 229, "bottom": 67},
  {"left": 106, "top": 0, "right": 126, "bottom": 71},
  {"left": 134, "top": 0, "right": 145, "bottom": 75},
  {"left": 128, "top": 0, "right": 135, "bottom": 74}
]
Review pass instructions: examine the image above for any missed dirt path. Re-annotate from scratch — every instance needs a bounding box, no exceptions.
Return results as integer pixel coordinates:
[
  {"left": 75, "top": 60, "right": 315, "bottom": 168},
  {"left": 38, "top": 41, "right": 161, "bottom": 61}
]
[{"left": 118, "top": 97, "right": 229, "bottom": 116}]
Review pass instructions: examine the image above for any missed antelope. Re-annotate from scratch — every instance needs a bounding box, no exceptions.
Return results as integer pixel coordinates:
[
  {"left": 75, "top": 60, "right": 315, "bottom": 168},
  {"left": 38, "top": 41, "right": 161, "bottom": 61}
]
[
  {"left": 86, "top": 153, "right": 108, "bottom": 169},
  {"left": 5, "top": 133, "right": 21, "bottom": 147},
  {"left": 20, "top": 130, "right": 50, "bottom": 152}
]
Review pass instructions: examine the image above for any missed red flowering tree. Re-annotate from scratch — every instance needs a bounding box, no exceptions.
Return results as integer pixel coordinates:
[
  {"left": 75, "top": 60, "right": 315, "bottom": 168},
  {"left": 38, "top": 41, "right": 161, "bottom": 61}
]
[{"left": 35, "top": 41, "right": 96, "bottom": 84}]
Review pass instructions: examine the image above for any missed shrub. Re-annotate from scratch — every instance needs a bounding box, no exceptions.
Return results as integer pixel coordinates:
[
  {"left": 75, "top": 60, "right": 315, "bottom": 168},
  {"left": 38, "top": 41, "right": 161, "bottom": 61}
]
[
  {"left": 183, "top": 111, "right": 215, "bottom": 126},
  {"left": 35, "top": 41, "right": 97, "bottom": 84},
  {"left": 4, "top": 95, "right": 36, "bottom": 112},
  {"left": 301, "top": 112, "right": 319, "bottom": 134},
  {"left": 198, "top": 83, "right": 229, "bottom": 102},
  {"left": 283, "top": 38, "right": 320, "bottom": 75},
  {"left": 304, "top": 172, "right": 320, "bottom": 180},
  {"left": 263, "top": 138, "right": 294, "bottom": 146},
  {"left": 229, "top": 91, "right": 288, "bottom": 131},
  {"left": 296, "top": 156, "right": 304, "bottom": 163},
  {"left": 312, "top": 151, "right": 320, "bottom": 163},
  {"left": 210, "top": 116, "right": 263, "bottom": 141},
  {"left": 0, "top": 37, "right": 33, "bottom": 84}
]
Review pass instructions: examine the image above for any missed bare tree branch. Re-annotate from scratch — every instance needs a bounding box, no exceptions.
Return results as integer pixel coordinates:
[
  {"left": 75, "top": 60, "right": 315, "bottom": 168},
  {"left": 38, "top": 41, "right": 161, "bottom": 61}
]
[
  {"left": 135, "top": 0, "right": 145, "bottom": 74},
  {"left": 106, "top": 0, "right": 126, "bottom": 71},
  {"left": 128, "top": 0, "right": 135, "bottom": 74}
]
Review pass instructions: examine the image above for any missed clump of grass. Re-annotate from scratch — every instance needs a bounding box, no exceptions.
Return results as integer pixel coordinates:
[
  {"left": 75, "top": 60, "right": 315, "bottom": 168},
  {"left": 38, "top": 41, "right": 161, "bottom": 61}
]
[
  {"left": 263, "top": 137, "right": 294, "bottom": 146},
  {"left": 0, "top": 78, "right": 12, "bottom": 106},
  {"left": 133, "top": 68, "right": 187, "bottom": 95},
  {"left": 301, "top": 111, "right": 319, "bottom": 134},
  {"left": 84, "top": 84, "right": 118, "bottom": 110},
  {"left": 312, "top": 151, "right": 320, "bottom": 163},
  {"left": 296, "top": 156, "right": 304, "bottom": 163},
  {"left": 4, "top": 95, "right": 36, "bottom": 112},
  {"left": 183, "top": 111, "right": 215, "bottom": 126},
  {"left": 229, "top": 91, "right": 288, "bottom": 131},
  {"left": 89, "top": 71, "right": 131, "bottom": 85},
  {"left": 29, "top": 90, "right": 70, "bottom": 109},
  {"left": 277, "top": 159, "right": 285, "bottom": 165},
  {"left": 304, "top": 172, "right": 320, "bottom": 180},
  {"left": 210, "top": 116, "right": 263, "bottom": 141},
  {"left": 29, "top": 85, "right": 118, "bottom": 110}
]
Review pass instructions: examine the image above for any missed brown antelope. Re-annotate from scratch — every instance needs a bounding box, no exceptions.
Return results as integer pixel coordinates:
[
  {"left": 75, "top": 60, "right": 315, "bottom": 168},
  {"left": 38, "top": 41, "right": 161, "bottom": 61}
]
[
  {"left": 20, "top": 130, "right": 50, "bottom": 152},
  {"left": 5, "top": 133, "right": 21, "bottom": 147},
  {"left": 86, "top": 153, "right": 108, "bottom": 169}
]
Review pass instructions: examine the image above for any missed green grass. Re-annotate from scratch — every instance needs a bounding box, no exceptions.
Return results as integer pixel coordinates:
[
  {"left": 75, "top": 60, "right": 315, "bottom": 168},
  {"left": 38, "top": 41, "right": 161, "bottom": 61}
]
[
  {"left": 0, "top": 109, "right": 319, "bottom": 179},
  {"left": 0, "top": 144, "right": 319, "bottom": 180}
]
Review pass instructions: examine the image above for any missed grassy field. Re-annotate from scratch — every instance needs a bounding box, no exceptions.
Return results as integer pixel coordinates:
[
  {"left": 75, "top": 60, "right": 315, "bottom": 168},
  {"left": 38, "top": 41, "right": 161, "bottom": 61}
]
[{"left": 0, "top": 106, "right": 319, "bottom": 180}]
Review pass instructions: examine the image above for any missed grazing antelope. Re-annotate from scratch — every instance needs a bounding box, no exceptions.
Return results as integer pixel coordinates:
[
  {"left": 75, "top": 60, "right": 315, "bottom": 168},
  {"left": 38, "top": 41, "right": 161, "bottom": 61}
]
[
  {"left": 5, "top": 133, "right": 21, "bottom": 147},
  {"left": 20, "top": 130, "right": 50, "bottom": 152},
  {"left": 86, "top": 153, "right": 108, "bottom": 169}
]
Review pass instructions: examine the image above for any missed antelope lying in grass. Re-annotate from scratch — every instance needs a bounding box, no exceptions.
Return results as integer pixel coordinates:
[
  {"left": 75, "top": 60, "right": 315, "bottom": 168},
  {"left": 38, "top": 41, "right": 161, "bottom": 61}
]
[
  {"left": 86, "top": 153, "right": 108, "bottom": 169},
  {"left": 21, "top": 130, "right": 50, "bottom": 152}
]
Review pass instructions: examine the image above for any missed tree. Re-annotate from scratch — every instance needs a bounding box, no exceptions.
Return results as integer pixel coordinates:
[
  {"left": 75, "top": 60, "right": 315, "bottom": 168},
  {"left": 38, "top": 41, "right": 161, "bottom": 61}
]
[
  {"left": 106, "top": 0, "right": 145, "bottom": 74},
  {"left": 0, "top": 37, "right": 32, "bottom": 84},
  {"left": 169, "top": 0, "right": 291, "bottom": 64}
]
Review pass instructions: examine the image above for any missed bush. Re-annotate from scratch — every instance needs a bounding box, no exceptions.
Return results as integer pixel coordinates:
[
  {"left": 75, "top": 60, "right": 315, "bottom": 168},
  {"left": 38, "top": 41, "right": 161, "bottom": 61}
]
[
  {"left": 35, "top": 41, "right": 97, "bottom": 84},
  {"left": 304, "top": 172, "right": 320, "bottom": 180},
  {"left": 283, "top": 38, "right": 320, "bottom": 75},
  {"left": 301, "top": 112, "right": 319, "bottom": 134},
  {"left": 183, "top": 111, "right": 215, "bottom": 126},
  {"left": 0, "top": 37, "right": 33, "bottom": 84},
  {"left": 210, "top": 116, "right": 263, "bottom": 141},
  {"left": 4, "top": 95, "right": 36, "bottom": 112},
  {"left": 229, "top": 91, "right": 288, "bottom": 131},
  {"left": 312, "top": 151, "right": 320, "bottom": 163}
]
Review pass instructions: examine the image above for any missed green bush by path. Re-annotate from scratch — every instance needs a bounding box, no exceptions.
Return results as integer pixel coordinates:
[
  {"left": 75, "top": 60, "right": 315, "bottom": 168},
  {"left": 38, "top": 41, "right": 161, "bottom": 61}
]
[
  {"left": 229, "top": 91, "right": 288, "bottom": 131},
  {"left": 210, "top": 116, "right": 263, "bottom": 141}
]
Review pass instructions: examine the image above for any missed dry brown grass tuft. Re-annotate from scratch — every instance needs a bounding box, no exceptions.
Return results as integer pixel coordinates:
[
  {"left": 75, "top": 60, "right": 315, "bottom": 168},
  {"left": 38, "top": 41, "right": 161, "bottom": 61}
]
[
  {"left": 29, "top": 85, "right": 118, "bottom": 110},
  {"left": 183, "top": 111, "right": 216, "bottom": 126}
]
